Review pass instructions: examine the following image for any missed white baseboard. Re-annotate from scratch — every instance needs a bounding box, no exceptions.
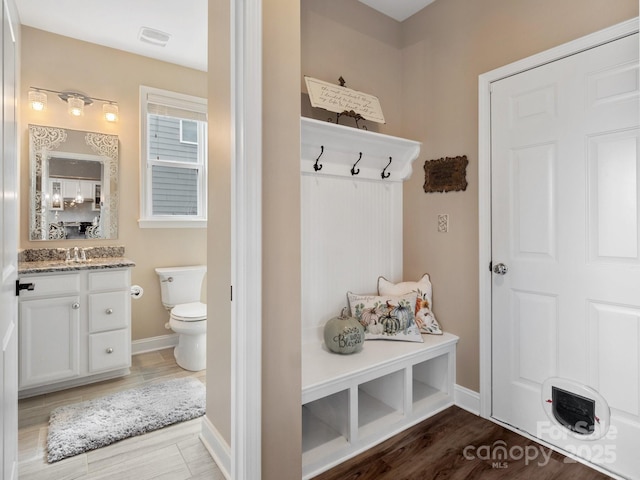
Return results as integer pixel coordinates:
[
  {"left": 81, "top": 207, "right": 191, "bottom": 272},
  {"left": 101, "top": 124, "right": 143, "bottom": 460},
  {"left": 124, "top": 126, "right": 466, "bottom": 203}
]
[
  {"left": 131, "top": 333, "right": 179, "bottom": 355},
  {"left": 200, "top": 415, "right": 231, "bottom": 480},
  {"left": 19, "top": 368, "right": 130, "bottom": 399},
  {"left": 454, "top": 384, "right": 480, "bottom": 415}
]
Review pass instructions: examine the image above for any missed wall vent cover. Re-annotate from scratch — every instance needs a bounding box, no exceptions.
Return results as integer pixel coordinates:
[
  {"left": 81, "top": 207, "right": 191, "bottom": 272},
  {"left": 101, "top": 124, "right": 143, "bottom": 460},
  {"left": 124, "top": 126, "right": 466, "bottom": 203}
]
[{"left": 138, "top": 27, "right": 171, "bottom": 47}]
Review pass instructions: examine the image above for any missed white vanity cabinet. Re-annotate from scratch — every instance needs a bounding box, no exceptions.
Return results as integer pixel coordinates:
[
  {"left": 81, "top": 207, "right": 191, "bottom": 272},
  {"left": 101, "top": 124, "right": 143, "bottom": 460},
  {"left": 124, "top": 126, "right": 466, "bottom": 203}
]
[{"left": 18, "top": 267, "right": 132, "bottom": 396}]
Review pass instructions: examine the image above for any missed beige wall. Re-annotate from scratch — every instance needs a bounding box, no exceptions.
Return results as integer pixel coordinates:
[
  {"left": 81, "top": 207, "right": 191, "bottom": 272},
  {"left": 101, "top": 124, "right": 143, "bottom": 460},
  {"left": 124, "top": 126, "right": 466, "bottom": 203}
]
[
  {"left": 301, "top": 0, "right": 403, "bottom": 135},
  {"left": 19, "top": 27, "right": 208, "bottom": 342},
  {"left": 262, "top": 0, "right": 302, "bottom": 478},
  {"left": 400, "top": 0, "right": 638, "bottom": 392},
  {"left": 205, "top": 0, "right": 232, "bottom": 445}
]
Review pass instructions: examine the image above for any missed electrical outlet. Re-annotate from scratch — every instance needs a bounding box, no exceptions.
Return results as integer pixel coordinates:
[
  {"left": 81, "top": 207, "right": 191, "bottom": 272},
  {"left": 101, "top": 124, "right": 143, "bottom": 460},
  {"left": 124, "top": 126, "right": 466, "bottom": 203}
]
[{"left": 437, "top": 214, "right": 449, "bottom": 233}]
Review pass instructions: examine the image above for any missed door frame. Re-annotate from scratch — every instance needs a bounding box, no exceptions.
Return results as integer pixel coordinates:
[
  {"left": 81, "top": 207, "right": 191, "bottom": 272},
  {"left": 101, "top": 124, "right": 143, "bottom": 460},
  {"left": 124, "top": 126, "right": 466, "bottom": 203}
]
[
  {"left": 231, "top": 0, "right": 262, "bottom": 478},
  {"left": 477, "top": 17, "right": 639, "bottom": 419}
]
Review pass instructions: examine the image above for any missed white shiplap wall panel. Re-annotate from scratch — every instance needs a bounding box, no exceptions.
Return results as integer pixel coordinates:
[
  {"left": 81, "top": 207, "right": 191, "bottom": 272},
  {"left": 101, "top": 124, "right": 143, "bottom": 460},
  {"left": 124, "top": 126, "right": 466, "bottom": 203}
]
[
  {"left": 301, "top": 175, "right": 403, "bottom": 344},
  {"left": 300, "top": 118, "right": 421, "bottom": 346}
]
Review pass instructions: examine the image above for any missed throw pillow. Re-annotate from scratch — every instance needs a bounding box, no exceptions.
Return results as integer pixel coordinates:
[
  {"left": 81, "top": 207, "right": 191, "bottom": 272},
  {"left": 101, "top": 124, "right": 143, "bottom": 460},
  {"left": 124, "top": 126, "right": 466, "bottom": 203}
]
[
  {"left": 377, "top": 274, "right": 443, "bottom": 335},
  {"left": 347, "top": 292, "right": 423, "bottom": 343}
]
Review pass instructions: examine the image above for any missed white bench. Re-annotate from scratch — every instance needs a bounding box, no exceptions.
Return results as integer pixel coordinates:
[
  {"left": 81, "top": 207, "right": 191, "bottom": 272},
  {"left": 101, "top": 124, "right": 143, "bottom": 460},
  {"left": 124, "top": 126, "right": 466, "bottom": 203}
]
[{"left": 301, "top": 332, "right": 459, "bottom": 479}]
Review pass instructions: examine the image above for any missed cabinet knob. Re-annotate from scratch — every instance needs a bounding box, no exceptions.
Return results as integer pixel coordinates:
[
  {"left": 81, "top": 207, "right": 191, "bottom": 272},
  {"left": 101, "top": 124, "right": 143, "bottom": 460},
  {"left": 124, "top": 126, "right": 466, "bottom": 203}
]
[
  {"left": 72, "top": 302, "right": 80, "bottom": 310},
  {"left": 106, "top": 347, "right": 114, "bottom": 354},
  {"left": 105, "top": 308, "right": 113, "bottom": 315}
]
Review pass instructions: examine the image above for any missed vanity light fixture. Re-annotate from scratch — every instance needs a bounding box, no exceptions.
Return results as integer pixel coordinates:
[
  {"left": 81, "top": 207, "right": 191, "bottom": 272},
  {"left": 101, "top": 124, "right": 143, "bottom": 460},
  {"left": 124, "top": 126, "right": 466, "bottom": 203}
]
[
  {"left": 28, "top": 87, "right": 118, "bottom": 122},
  {"left": 28, "top": 89, "right": 47, "bottom": 111},
  {"left": 103, "top": 103, "right": 119, "bottom": 122},
  {"left": 66, "top": 95, "right": 87, "bottom": 116}
]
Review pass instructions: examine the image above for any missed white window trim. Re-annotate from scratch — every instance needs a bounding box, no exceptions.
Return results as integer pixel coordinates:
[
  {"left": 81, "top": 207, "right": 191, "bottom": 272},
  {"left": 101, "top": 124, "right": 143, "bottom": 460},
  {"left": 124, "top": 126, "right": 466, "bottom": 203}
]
[{"left": 139, "top": 85, "right": 208, "bottom": 228}]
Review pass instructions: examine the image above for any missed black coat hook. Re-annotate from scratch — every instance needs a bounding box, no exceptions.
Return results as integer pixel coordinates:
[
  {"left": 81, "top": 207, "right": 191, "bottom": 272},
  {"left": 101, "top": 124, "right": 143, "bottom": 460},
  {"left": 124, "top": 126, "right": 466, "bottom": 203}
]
[
  {"left": 313, "top": 146, "right": 324, "bottom": 172},
  {"left": 381, "top": 156, "right": 392, "bottom": 179},
  {"left": 351, "top": 152, "right": 362, "bottom": 176}
]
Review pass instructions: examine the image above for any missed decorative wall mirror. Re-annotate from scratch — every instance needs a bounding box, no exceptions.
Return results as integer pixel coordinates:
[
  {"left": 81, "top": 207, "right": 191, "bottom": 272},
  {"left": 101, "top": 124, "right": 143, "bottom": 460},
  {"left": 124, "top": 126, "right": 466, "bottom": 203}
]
[{"left": 29, "top": 125, "right": 119, "bottom": 241}]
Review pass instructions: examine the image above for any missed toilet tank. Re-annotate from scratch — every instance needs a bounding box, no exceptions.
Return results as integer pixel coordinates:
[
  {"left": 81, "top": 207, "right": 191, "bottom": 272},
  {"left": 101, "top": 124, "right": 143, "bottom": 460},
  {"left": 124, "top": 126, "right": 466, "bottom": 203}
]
[{"left": 155, "top": 265, "right": 207, "bottom": 308}]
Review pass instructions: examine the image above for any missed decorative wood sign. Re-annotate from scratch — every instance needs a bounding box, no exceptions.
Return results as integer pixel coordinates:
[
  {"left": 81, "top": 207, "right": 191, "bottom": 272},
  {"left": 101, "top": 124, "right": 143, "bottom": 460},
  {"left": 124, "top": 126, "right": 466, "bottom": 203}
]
[
  {"left": 304, "top": 76, "right": 386, "bottom": 124},
  {"left": 423, "top": 155, "right": 468, "bottom": 193}
]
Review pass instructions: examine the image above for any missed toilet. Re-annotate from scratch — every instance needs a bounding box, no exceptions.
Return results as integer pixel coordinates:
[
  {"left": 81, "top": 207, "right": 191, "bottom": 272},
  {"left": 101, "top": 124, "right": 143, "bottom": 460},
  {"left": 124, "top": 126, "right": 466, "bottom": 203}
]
[{"left": 155, "top": 265, "right": 207, "bottom": 371}]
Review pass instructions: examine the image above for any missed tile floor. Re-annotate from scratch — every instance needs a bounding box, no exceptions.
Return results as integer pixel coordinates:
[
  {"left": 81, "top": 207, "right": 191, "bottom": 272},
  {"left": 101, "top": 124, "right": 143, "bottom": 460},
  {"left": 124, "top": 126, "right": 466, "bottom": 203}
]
[{"left": 18, "top": 348, "right": 224, "bottom": 480}]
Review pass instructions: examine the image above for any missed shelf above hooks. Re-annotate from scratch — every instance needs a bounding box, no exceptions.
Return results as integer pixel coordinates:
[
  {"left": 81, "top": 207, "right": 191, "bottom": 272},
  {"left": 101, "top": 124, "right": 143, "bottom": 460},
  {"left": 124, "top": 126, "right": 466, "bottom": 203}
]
[{"left": 300, "top": 117, "right": 421, "bottom": 183}]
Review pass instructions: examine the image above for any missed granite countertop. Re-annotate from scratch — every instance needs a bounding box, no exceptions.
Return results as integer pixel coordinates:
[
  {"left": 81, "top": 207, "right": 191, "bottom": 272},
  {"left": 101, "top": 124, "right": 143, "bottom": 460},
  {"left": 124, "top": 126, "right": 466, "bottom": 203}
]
[
  {"left": 18, "top": 246, "right": 135, "bottom": 275},
  {"left": 19, "top": 257, "right": 136, "bottom": 275}
]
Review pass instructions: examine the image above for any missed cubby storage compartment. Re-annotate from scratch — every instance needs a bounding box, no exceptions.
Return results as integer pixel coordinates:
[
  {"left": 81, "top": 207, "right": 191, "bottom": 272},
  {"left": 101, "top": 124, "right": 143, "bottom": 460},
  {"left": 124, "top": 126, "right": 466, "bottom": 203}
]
[
  {"left": 302, "top": 390, "right": 350, "bottom": 464},
  {"left": 358, "top": 370, "right": 404, "bottom": 437},
  {"left": 412, "top": 353, "right": 451, "bottom": 411},
  {"left": 301, "top": 333, "right": 458, "bottom": 479}
]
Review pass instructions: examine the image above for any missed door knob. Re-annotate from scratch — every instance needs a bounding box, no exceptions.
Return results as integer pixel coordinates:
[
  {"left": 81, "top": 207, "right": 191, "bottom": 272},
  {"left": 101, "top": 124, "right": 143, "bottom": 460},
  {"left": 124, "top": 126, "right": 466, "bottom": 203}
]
[
  {"left": 72, "top": 302, "right": 80, "bottom": 309},
  {"left": 493, "top": 263, "right": 508, "bottom": 275}
]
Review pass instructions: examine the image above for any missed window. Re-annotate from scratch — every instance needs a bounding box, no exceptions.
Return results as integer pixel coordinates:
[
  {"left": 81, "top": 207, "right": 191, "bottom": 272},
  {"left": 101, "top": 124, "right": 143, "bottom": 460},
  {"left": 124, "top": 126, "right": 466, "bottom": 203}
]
[
  {"left": 139, "top": 86, "right": 207, "bottom": 228},
  {"left": 180, "top": 120, "right": 198, "bottom": 144}
]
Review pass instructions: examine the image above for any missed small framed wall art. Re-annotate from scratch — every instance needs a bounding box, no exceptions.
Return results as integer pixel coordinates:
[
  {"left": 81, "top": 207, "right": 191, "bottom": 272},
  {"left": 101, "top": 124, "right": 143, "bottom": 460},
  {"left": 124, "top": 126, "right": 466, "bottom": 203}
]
[{"left": 423, "top": 155, "right": 468, "bottom": 193}]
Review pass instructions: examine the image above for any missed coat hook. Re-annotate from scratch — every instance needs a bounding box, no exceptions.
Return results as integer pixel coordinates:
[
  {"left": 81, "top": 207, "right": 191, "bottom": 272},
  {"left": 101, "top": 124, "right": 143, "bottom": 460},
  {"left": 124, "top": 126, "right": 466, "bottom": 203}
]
[
  {"left": 314, "top": 146, "right": 324, "bottom": 172},
  {"left": 351, "top": 152, "right": 362, "bottom": 176},
  {"left": 381, "top": 156, "right": 392, "bottom": 179}
]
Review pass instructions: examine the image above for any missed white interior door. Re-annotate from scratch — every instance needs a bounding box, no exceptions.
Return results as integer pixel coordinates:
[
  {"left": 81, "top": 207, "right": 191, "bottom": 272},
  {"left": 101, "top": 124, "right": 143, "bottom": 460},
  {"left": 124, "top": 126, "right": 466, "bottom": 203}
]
[
  {"left": 491, "top": 32, "right": 639, "bottom": 478},
  {"left": 0, "top": 0, "right": 18, "bottom": 478}
]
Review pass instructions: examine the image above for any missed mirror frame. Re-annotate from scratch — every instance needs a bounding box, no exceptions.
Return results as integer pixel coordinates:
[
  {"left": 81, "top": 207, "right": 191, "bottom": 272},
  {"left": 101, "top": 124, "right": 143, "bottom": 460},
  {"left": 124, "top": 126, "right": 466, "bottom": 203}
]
[{"left": 29, "top": 124, "right": 119, "bottom": 241}]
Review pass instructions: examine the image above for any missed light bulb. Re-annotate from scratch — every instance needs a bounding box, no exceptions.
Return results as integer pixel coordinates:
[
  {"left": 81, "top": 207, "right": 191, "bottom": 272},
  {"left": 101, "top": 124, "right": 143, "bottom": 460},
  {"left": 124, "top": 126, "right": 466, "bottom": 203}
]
[
  {"left": 68, "top": 96, "right": 84, "bottom": 116},
  {"left": 103, "top": 103, "right": 118, "bottom": 122},
  {"left": 29, "top": 90, "right": 47, "bottom": 111}
]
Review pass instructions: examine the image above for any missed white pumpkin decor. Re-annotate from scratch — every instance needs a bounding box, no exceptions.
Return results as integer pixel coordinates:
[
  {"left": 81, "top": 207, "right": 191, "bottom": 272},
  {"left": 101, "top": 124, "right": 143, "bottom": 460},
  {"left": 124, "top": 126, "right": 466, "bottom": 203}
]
[{"left": 323, "top": 307, "right": 365, "bottom": 354}]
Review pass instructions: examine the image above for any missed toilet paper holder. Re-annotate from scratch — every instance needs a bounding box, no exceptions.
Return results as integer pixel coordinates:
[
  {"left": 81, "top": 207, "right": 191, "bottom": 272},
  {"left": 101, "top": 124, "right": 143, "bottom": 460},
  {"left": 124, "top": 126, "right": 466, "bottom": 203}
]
[{"left": 130, "top": 285, "right": 144, "bottom": 299}]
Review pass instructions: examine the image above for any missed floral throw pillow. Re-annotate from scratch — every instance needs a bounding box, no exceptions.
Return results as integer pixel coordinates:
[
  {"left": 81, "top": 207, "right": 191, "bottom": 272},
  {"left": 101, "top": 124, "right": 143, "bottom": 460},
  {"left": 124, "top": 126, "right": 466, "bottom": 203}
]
[
  {"left": 347, "top": 292, "right": 423, "bottom": 343},
  {"left": 377, "top": 274, "right": 443, "bottom": 335}
]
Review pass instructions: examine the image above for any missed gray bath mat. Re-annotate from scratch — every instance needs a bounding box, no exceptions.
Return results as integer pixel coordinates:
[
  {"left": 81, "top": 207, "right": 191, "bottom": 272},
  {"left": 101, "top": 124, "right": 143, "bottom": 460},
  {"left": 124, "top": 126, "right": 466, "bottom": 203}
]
[{"left": 47, "top": 377, "right": 206, "bottom": 463}]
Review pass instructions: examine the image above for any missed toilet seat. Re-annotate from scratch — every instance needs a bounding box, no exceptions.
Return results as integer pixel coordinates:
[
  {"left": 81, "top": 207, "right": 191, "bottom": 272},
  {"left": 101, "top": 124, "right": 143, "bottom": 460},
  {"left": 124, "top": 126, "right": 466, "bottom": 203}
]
[{"left": 171, "top": 302, "right": 207, "bottom": 322}]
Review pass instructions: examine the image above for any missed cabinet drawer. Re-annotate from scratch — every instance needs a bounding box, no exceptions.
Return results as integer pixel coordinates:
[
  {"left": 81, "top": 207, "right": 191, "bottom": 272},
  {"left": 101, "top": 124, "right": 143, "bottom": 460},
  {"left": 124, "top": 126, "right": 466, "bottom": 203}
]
[
  {"left": 18, "top": 273, "right": 80, "bottom": 298},
  {"left": 88, "top": 269, "right": 130, "bottom": 291},
  {"left": 89, "top": 330, "right": 130, "bottom": 373},
  {"left": 89, "top": 291, "right": 130, "bottom": 333}
]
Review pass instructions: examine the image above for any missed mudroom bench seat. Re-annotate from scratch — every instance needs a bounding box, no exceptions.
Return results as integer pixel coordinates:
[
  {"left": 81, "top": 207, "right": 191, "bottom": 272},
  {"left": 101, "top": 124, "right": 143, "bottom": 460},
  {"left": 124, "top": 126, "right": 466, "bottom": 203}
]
[{"left": 301, "top": 332, "right": 459, "bottom": 479}]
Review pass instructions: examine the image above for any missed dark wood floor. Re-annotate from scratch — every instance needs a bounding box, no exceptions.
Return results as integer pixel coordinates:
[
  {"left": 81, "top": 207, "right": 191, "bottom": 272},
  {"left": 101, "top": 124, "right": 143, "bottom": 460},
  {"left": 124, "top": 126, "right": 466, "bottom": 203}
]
[{"left": 315, "top": 406, "right": 613, "bottom": 480}]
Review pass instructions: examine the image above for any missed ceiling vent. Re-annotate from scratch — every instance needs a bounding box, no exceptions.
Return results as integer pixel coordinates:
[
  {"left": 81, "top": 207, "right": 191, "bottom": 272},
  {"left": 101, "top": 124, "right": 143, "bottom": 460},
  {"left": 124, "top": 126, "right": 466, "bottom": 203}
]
[{"left": 138, "top": 27, "right": 171, "bottom": 47}]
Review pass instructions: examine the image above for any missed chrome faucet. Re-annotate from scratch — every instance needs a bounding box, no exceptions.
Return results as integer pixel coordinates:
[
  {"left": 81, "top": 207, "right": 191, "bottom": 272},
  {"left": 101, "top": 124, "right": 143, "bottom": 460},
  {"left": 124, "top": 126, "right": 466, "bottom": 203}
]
[{"left": 66, "top": 246, "right": 87, "bottom": 263}]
